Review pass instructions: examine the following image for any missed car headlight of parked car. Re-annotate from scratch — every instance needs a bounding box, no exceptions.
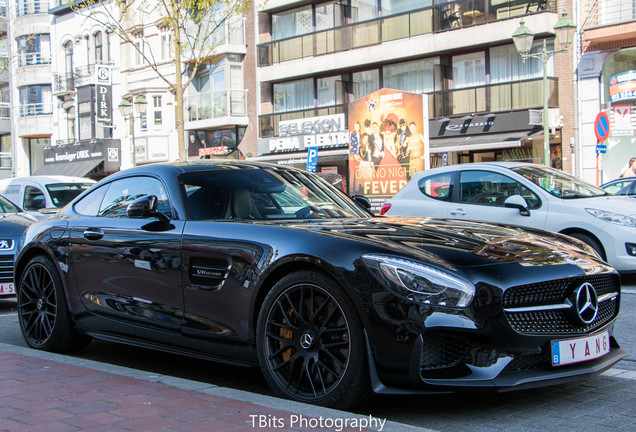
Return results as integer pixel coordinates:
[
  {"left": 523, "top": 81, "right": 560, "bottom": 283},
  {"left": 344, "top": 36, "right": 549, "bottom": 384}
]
[
  {"left": 362, "top": 254, "right": 474, "bottom": 307},
  {"left": 586, "top": 208, "right": 636, "bottom": 227}
]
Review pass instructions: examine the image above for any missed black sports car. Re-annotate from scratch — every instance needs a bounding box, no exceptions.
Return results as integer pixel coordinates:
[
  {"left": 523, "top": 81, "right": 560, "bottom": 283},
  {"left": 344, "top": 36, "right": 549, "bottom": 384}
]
[{"left": 15, "top": 161, "right": 626, "bottom": 408}]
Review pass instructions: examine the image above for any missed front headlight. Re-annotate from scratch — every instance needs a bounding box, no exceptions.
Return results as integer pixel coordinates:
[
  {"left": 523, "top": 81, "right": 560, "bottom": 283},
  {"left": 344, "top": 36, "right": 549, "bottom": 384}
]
[
  {"left": 361, "top": 254, "right": 474, "bottom": 308},
  {"left": 586, "top": 208, "right": 636, "bottom": 227}
]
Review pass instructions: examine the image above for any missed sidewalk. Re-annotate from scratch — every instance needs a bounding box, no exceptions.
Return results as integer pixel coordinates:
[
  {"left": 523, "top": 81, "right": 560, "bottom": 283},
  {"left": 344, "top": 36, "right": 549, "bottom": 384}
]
[{"left": 0, "top": 342, "right": 424, "bottom": 432}]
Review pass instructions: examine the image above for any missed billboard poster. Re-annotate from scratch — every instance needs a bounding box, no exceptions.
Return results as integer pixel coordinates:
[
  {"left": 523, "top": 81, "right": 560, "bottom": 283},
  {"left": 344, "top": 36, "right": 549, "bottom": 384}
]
[
  {"left": 348, "top": 88, "right": 428, "bottom": 212},
  {"left": 609, "top": 70, "right": 636, "bottom": 103}
]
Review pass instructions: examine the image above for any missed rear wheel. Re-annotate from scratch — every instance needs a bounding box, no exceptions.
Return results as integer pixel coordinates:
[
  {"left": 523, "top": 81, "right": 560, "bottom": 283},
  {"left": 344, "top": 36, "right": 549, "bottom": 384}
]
[
  {"left": 17, "top": 255, "right": 90, "bottom": 353},
  {"left": 256, "top": 271, "right": 370, "bottom": 408}
]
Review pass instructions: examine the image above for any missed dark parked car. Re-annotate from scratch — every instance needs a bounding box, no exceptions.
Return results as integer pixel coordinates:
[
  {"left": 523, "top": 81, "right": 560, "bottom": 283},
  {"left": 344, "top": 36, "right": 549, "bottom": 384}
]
[
  {"left": 601, "top": 177, "right": 636, "bottom": 196},
  {"left": 15, "top": 161, "right": 626, "bottom": 408},
  {"left": 1, "top": 194, "right": 43, "bottom": 296}
]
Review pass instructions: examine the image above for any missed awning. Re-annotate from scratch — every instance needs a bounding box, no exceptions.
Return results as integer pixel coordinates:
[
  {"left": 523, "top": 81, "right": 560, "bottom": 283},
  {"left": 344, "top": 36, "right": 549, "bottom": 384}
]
[
  {"left": 430, "top": 130, "right": 542, "bottom": 153},
  {"left": 248, "top": 149, "right": 349, "bottom": 165},
  {"left": 34, "top": 158, "right": 103, "bottom": 177}
]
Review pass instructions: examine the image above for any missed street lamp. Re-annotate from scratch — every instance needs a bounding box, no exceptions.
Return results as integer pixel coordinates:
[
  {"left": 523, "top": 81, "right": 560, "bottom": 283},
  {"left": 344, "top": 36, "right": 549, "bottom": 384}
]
[
  {"left": 118, "top": 94, "right": 148, "bottom": 167},
  {"left": 512, "top": 13, "right": 576, "bottom": 166}
]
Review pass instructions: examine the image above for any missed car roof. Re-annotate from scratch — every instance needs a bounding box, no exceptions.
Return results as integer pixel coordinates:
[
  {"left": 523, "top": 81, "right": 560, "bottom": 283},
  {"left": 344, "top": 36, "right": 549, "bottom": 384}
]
[
  {"left": 601, "top": 178, "right": 635, "bottom": 187},
  {"left": 410, "top": 161, "right": 538, "bottom": 178},
  {"left": 0, "top": 175, "right": 96, "bottom": 187}
]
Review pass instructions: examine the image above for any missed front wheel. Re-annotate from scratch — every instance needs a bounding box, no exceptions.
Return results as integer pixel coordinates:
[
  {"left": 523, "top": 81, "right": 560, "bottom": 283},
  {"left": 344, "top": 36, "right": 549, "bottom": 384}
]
[
  {"left": 256, "top": 271, "right": 370, "bottom": 408},
  {"left": 567, "top": 232, "right": 606, "bottom": 261},
  {"left": 17, "top": 255, "right": 90, "bottom": 353}
]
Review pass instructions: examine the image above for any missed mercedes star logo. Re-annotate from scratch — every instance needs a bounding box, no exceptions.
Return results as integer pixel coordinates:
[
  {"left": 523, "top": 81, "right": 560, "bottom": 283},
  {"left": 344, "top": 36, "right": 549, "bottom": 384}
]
[
  {"left": 574, "top": 282, "right": 599, "bottom": 325},
  {"left": 300, "top": 332, "right": 314, "bottom": 350}
]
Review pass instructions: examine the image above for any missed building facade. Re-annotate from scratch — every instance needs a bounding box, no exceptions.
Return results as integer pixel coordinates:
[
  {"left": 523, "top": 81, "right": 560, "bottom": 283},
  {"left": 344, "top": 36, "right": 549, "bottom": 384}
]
[
  {"left": 0, "top": 0, "right": 11, "bottom": 179},
  {"left": 577, "top": 0, "right": 636, "bottom": 184},
  {"left": 253, "top": 0, "right": 576, "bottom": 188}
]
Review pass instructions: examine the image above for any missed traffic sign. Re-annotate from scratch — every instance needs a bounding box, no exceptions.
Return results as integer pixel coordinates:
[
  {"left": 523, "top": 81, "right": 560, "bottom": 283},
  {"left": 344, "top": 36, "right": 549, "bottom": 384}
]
[
  {"left": 594, "top": 112, "right": 610, "bottom": 142},
  {"left": 306, "top": 147, "right": 318, "bottom": 173},
  {"left": 596, "top": 144, "right": 607, "bottom": 154}
]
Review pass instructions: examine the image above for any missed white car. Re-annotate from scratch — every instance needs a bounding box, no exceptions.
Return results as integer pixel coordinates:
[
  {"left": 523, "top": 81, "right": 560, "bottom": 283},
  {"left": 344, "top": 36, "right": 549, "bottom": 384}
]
[
  {"left": 0, "top": 175, "right": 95, "bottom": 212},
  {"left": 381, "top": 162, "right": 636, "bottom": 273}
]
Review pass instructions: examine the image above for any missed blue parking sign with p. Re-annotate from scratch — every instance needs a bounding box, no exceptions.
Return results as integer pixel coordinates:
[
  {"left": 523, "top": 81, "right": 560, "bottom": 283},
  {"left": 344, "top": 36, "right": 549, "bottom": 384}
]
[{"left": 306, "top": 147, "right": 318, "bottom": 173}]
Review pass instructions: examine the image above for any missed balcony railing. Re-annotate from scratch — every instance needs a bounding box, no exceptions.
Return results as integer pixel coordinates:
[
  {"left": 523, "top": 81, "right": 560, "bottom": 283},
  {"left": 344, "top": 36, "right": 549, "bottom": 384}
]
[
  {"left": 258, "top": 0, "right": 556, "bottom": 66},
  {"left": 16, "top": 0, "right": 47, "bottom": 16},
  {"left": 17, "top": 52, "right": 51, "bottom": 67},
  {"left": 582, "top": 0, "right": 636, "bottom": 28},
  {"left": 258, "top": 77, "right": 557, "bottom": 137},
  {"left": 0, "top": 102, "right": 9, "bottom": 119},
  {"left": 183, "top": 17, "right": 246, "bottom": 59},
  {"left": 19, "top": 103, "right": 53, "bottom": 117},
  {"left": 53, "top": 72, "right": 76, "bottom": 94},
  {"left": 185, "top": 89, "right": 248, "bottom": 122}
]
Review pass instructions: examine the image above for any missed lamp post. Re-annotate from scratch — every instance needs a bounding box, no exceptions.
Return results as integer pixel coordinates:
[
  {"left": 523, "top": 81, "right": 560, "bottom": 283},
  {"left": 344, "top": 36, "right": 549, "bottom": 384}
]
[
  {"left": 512, "top": 14, "right": 576, "bottom": 167},
  {"left": 118, "top": 94, "right": 148, "bottom": 167}
]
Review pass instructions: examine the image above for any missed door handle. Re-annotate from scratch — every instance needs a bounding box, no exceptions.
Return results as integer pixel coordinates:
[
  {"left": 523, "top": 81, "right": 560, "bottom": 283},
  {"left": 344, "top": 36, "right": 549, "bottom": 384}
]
[
  {"left": 450, "top": 209, "right": 466, "bottom": 216},
  {"left": 83, "top": 229, "right": 104, "bottom": 240}
]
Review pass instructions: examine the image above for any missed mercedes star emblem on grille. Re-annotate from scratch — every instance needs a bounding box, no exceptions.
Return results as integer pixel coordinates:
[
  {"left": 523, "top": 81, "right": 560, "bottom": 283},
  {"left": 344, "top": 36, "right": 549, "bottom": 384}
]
[{"left": 574, "top": 282, "right": 599, "bottom": 325}]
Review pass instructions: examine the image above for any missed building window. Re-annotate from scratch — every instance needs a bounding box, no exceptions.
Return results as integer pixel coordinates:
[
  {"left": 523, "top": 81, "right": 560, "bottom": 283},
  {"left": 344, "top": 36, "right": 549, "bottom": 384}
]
[
  {"left": 272, "top": 5, "right": 312, "bottom": 40},
  {"left": 17, "top": 34, "right": 51, "bottom": 67},
  {"left": 64, "top": 40, "right": 73, "bottom": 74},
  {"left": 452, "top": 52, "right": 486, "bottom": 89},
  {"left": 273, "top": 78, "right": 313, "bottom": 113},
  {"left": 381, "top": 0, "right": 425, "bottom": 16},
  {"left": 351, "top": 0, "right": 378, "bottom": 22},
  {"left": 18, "top": 85, "right": 51, "bottom": 116},
  {"left": 160, "top": 31, "right": 172, "bottom": 60},
  {"left": 353, "top": 70, "right": 380, "bottom": 100},
  {"left": 153, "top": 96, "right": 162, "bottom": 128},
  {"left": 317, "top": 75, "right": 341, "bottom": 107},
  {"left": 16, "top": 0, "right": 42, "bottom": 16},
  {"left": 134, "top": 32, "right": 145, "bottom": 66},
  {"left": 489, "top": 40, "right": 555, "bottom": 83},
  {"left": 383, "top": 58, "right": 440, "bottom": 94},
  {"left": 0, "top": 135, "right": 11, "bottom": 169},
  {"left": 94, "top": 31, "right": 103, "bottom": 62}
]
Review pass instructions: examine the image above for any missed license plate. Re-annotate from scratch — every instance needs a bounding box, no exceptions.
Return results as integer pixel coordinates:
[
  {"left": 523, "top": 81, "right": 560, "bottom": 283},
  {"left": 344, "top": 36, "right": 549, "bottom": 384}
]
[
  {"left": 0, "top": 283, "right": 15, "bottom": 295},
  {"left": 551, "top": 330, "right": 610, "bottom": 366}
]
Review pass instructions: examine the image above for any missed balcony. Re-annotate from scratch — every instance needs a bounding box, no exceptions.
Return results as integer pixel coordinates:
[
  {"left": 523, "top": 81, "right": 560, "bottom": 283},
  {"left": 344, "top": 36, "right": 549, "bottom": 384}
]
[
  {"left": 17, "top": 52, "right": 51, "bottom": 68},
  {"left": 19, "top": 103, "right": 53, "bottom": 117},
  {"left": 258, "top": 0, "right": 555, "bottom": 66},
  {"left": 183, "top": 17, "right": 246, "bottom": 59},
  {"left": 258, "top": 77, "right": 557, "bottom": 137},
  {"left": 582, "top": 0, "right": 636, "bottom": 46},
  {"left": 53, "top": 73, "right": 76, "bottom": 95},
  {"left": 185, "top": 89, "right": 247, "bottom": 122}
]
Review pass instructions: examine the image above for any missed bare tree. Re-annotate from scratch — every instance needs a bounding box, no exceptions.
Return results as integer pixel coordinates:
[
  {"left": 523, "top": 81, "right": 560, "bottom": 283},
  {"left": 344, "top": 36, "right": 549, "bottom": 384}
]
[{"left": 72, "top": 0, "right": 252, "bottom": 160}]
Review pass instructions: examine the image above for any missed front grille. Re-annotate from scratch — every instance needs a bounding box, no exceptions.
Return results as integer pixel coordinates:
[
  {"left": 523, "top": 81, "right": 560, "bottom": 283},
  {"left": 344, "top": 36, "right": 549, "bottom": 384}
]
[
  {"left": 504, "top": 352, "right": 551, "bottom": 371},
  {"left": 420, "top": 334, "right": 471, "bottom": 370},
  {"left": 503, "top": 274, "right": 619, "bottom": 335},
  {"left": 0, "top": 254, "right": 14, "bottom": 283}
]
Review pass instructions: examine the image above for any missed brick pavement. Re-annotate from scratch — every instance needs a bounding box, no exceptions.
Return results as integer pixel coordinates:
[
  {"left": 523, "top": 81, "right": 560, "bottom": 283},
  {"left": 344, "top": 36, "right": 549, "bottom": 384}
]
[{"left": 0, "top": 344, "right": 423, "bottom": 432}]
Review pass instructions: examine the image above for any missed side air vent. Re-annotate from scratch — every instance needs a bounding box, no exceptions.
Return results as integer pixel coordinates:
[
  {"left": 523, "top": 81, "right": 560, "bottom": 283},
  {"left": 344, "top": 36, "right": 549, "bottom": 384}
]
[{"left": 189, "top": 257, "right": 231, "bottom": 289}]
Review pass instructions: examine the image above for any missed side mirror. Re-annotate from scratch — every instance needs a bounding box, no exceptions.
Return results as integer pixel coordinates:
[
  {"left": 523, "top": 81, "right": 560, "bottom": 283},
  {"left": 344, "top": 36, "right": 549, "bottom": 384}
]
[
  {"left": 351, "top": 194, "right": 371, "bottom": 210},
  {"left": 127, "top": 195, "right": 169, "bottom": 222},
  {"left": 504, "top": 195, "right": 530, "bottom": 216}
]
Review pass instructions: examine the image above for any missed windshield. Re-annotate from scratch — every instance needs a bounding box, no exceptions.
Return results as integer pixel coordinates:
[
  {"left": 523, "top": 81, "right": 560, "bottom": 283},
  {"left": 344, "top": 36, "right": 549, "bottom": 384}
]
[
  {"left": 179, "top": 167, "right": 370, "bottom": 221},
  {"left": 0, "top": 195, "right": 21, "bottom": 213},
  {"left": 45, "top": 183, "right": 94, "bottom": 207},
  {"left": 511, "top": 166, "right": 607, "bottom": 199}
]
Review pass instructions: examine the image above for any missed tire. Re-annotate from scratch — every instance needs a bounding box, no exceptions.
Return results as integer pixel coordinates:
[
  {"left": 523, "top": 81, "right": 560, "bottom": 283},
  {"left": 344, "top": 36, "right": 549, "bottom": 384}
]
[
  {"left": 567, "top": 232, "right": 606, "bottom": 261},
  {"left": 17, "top": 255, "right": 91, "bottom": 353},
  {"left": 256, "top": 271, "right": 370, "bottom": 408}
]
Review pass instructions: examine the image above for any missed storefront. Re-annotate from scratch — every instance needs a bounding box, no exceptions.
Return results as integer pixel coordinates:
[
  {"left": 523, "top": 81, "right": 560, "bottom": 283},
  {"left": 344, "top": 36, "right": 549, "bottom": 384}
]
[
  {"left": 188, "top": 126, "right": 247, "bottom": 160},
  {"left": 34, "top": 139, "right": 121, "bottom": 180},
  {"left": 252, "top": 114, "right": 349, "bottom": 177}
]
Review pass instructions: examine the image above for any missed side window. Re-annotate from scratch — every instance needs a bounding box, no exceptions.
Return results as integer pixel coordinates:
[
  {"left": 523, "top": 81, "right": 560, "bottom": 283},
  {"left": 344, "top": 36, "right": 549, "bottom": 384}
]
[
  {"left": 23, "top": 186, "right": 45, "bottom": 210},
  {"left": 604, "top": 180, "right": 630, "bottom": 196},
  {"left": 98, "top": 177, "right": 171, "bottom": 218},
  {"left": 459, "top": 171, "right": 540, "bottom": 209},
  {"left": 418, "top": 173, "right": 453, "bottom": 201},
  {"left": 74, "top": 184, "right": 109, "bottom": 216}
]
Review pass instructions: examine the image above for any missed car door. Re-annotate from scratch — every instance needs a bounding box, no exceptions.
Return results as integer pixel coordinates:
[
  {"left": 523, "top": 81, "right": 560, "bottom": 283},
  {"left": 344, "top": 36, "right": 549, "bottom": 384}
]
[
  {"left": 68, "top": 175, "right": 185, "bottom": 331},
  {"left": 449, "top": 169, "right": 548, "bottom": 229}
]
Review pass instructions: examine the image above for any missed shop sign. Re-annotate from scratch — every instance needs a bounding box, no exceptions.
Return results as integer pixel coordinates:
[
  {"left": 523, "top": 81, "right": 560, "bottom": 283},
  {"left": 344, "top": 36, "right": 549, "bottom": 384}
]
[
  {"left": 199, "top": 146, "right": 229, "bottom": 156},
  {"left": 43, "top": 142, "right": 104, "bottom": 164},
  {"left": 267, "top": 114, "right": 348, "bottom": 152},
  {"left": 611, "top": 106, "right": 635, "bottom": 136},
  {"left": 609, "top": 70, "right": 636, "bottom": 103},
  {"left": 95, "top": 65, "right": 112, "bottom": 123}
]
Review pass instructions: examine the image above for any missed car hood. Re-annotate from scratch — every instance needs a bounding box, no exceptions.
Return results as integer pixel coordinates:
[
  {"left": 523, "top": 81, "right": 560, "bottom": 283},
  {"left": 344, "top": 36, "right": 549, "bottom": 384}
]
[
  {"left": 558, "top": 195, "right": 636, "bottom": 217},
  {"left": 276, "top": 216, "right": 609, "bottom": 273},
  {"left": 0, "top": 212, "right": 39, "bottom": 237}
]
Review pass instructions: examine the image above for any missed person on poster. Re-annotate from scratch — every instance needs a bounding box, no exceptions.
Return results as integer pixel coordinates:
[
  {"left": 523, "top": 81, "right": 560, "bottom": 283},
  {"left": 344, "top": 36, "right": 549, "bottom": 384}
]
[
  {"left": 349, "top": 121, "right": 361, "bottom": 161},
  {"left": 358, "top": 133, "right": 374, "bottom": 185},
  {"left": 407, "top": 121, "right": 426, "bottom": 178},
  {"left": 370, "top": 121, "right": 384, "bottom": 169},
  {"left": 396, "top": 118, "right": 411, "bottom": 180},
  {"left": 621, "top": 157, "right": 636, "bottom": 178},
  {"left": 380, "top": 113, "right": 399, "bottom": 163}
]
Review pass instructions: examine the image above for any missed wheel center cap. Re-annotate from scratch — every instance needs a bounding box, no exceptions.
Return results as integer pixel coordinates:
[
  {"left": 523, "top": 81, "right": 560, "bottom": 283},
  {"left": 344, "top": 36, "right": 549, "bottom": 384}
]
[
  {"left": 299, "top": 331, "right": 315, "bottom": 350},
  {"left": 36, "top": 298, "right": 44, "bottom": 311}
]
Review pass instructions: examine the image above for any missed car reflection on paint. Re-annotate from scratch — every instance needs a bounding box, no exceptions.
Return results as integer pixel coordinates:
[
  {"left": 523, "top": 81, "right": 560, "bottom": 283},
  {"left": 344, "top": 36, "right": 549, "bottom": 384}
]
[{"left": 14, "top": 161, "right": 627, "bottom": 409}]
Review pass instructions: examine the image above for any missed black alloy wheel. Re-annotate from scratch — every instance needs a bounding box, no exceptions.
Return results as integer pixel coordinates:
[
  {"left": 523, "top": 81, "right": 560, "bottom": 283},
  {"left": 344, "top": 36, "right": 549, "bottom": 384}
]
[
  {"left": 18, "top": 255, "right": 90, "bottom": 353},
  {"left": 257, "top": 271, "right": 370, "bottom": 408}
]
